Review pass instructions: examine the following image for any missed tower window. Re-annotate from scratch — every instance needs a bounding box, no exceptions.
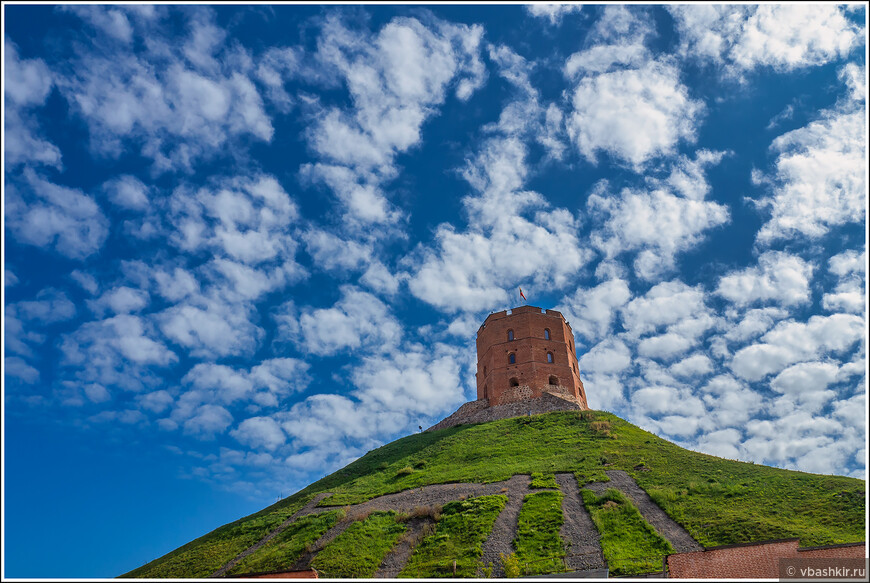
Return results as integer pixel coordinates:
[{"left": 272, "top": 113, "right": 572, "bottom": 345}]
[
  {"left": 507, "top": 329, "right": 514, "bottom": 341},
  {"left": 547, "top": 352, "right": 554, "bottom": 363},
  {"left": 484, "top": 366, "right": 487, "bottom": 376},
  {"left": 544, "top": 328, "right": 550, "bottom": 340},
  {"left": 509, "top": 353, "right": 516, "bottom": 364},
  {"left": 510, "top": 377, "right": 519, "bottom": 387},
  {"left": 549, "top": 375, "right": 559, "bottom": 385}
]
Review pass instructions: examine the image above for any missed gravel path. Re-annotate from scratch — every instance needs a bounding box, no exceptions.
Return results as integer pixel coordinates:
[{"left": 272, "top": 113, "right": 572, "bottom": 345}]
[
  {"left": 373, "top": 516, "right": 435, "bottom": 578},
  {"left": 585, "top": 470, "right": 702, "bottom": 553},
  {"left": 210, "top": 492, "right": 333, "bottom": 578},
  {"left": 215, "top": 470, "right": 695, "bottom": 578},
  {"left": 555, "top": 473, "right": 606, "bottom": 570},
  {"left": 478, "top": 474, "right": 531, "bottom": 577}
]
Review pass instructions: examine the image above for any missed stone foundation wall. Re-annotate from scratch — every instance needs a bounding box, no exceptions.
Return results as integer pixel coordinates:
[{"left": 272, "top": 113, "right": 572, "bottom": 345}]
[{"left": 426, "top": 391, "right": 584, "bottom": 432}]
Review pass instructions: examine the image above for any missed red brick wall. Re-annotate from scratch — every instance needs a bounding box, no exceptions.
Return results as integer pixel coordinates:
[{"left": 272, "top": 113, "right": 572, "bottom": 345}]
[
  {"left": 667, "top": 539, "right": 866, "bottom": 578},
  {"left": 476, "top": 306, "right": 587, "bottom": 408}
]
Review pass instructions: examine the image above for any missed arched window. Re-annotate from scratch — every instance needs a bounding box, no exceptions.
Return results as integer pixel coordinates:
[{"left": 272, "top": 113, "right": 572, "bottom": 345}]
[
  {"left": 507, "top": 329, "right": 514, "bottom": 341},
  {"left": 549, "top": 375, "right": 559, "bottom": 385},
  {"left": 483, "top": 366, "right": 487, "bottom": 376},
  {"left": 510, "top": 377, "right": 519, "bottom": 387},
  {"left": 547, "top": 352, "right": 554, "bottom": 363},
  {"left": 572, "top": 363, "right": 577, "bottom": 373},
  {"left": 544, "top": 328, "right": 550, "bottom": 340},
  {"left": 484, "top": 384, "right": 488, "bottom": 399},
  {"left": 508, "top": 353, "right": 516, "bottom": 364}
]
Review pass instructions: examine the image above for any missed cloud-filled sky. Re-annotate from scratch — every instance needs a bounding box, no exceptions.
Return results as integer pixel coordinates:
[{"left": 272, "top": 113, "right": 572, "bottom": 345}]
[{"left": 3, "top": 2, "right": 867, "bottom": 577}]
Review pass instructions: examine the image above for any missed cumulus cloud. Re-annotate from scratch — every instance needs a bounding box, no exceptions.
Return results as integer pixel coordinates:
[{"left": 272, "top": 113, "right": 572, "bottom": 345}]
[
  {"left": 4, "top": 40, "right": 62, "bottom": 170},
  {"left": 557, "top": 279, "right": 631, "bottom": 344},
  {"left": 730, "top": 314, "right": 865, "bottom": 381},
  {"left": 157, "top": 296, "right": 264, "bottom": 359},
  {"left": 669, "top": 4, "right": 860, "bottom": 75},
  {"left": 526, "top": 3, "right": 582, "bottom": 25},
  {"left": 822, "top": 249, "right": 866, "bottom": 314},
  {"left": 55, "top": 7, "right": 272, "bottom": 173},
  {"left": 587, "top": 176, "right": 729, "bottom": 280},
  {"left": 231, "top": 417, "right": 286, "bottom": 451},
  {"left": 409, "top": 138, "right": 591, "bottom": 313},
  {"left": 754, "top": 108, "right": 866, "bottom": 243},
  {"left": 12, "top": 288, "right": 77, "bottom": 323},
  {"left": 563, "top": 8, "right": 704, "bottom": 169},
  {"left": 566, "top": 60, "right": 704, "bottom": 168},
  {"left": 301, "top": 14, "right": 486, "bottom": 226},
  {"left": 6, "top": 171, "right": 109, "bottom": 260},
  {"left": 284, "top": 286, "right": 402, "bottom": 356},
  {"left": 717, "top": 251, "right": 814, "bottom": 307}
]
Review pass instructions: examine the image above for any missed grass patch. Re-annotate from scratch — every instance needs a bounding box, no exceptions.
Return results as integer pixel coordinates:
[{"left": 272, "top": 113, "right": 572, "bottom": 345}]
[
  {"left": 128, "top": 411, "right": 865, "bottom": 577},
  {"left": 312, "top": 511, "right": 406, "bottom": 577},
  {"left": 514, "top": 491, "right": 566, "bottom": 575},
  {"left": 582, "top": 488, "right": 673, "bottom": 576},
  {"left": 530, "top": 472, "right": 558, "bottom": 489},
  {"left": 121, "top": 494, "right": 314, "bottom": 578},
  {"left": 400, "top": 495, "right": 506, "bottom": 578},
  {"left": 226, "top": 511, "right": 339, "bottom": 576}
]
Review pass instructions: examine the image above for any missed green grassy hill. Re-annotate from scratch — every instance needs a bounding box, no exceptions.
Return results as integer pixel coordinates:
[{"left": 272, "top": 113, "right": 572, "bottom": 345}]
[{"left": 123, "top": 410, "right": 865, "bottom": 578}]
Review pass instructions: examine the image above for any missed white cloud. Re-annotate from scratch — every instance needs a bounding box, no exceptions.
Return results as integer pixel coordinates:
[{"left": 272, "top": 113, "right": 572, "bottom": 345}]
[
  {"left": 5, "top": 357, "right": 40, "bottom": 384},
  {"left": 637, "top": 333, "right": 695, "bottom": 361},
  {"left": 669, "top": 354, "right": 713, "bottom": 379},
  {"left": 6, "top": 171, "right": 109, "bottom": 260},
  {"left": 70, "top": 270, "right": 100, "bottom": 295},
  {"left": 578, "top": 339, "right": 632, "bottom": 375},
  {"left": 4, "top": 40, "right": 61, "bottom": 169},
  {"left": 588, "top": 182, "right": 729, "bottom": 280},
  {"left": 13, "top": 288, "right": 77, "bottom": 323},
  {"left": 822, "top": 249, "right": 866, "bottom": 314},
  {"left": 526, "top": 3, "right": 582, "bottom": 25},
  {"left": 730, "top": 314, "right": 865, "bottom": 381},
  {"left": 722, "top": 307, "right": 789, "bottom": 343},
  {"left": 669, "top": 5, "right": 859, "bottom": 75},
  {"left": 557, "top": 279, "right": 631, "bottom": 343},
  {"left": 57, "top": 7, "right": 272, "bottom": 172},
  {"left": 103, "top": 175, "right": 151, "bottom": 210},
  {"left": 88, "top": 286, "right": 150, "bottom": 316},
  {"left": 60, "top": 314, "right": 176, "bottom": 395},
  {"left": 137, "top": 390, "right": 174, "bottom": 413},
  {"left": 231, "top": 417, "right": 286, "bottom": 451},
  {"left": 302, "top": 15, "right": 486, "bottom": 226},
  {"left": 409, "top": 138, "right": 591, "bottom": 313},
  {"left": 755, "top": 109, "right": 866, "bottom": 243},
  {"left": 183, "top": 404, "right": 233, "bottom": 440},
  {"left": 157, "top": 297, "right": 264, "bottom": 359},
  {"left": 291, "top": 286, "right": 402, "bottom": 356},
  {"left": 565, "top": 33, "right": 704, "bottom": 169},
  {"left": 717, "top": 251, "right": 814, "bottom": 307},
  {"left": 621, "top": 280, "right": 711, "bottom": 338}
]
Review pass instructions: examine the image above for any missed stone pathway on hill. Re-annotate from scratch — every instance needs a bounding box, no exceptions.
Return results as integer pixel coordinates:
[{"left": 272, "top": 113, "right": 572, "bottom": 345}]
[
  {"left": 212, "top": 470, "right": 701, "bottom": 578},
  {"left": 373, "top": 516, "right": 436, "bottom": 578},
  {"left": 209, "top": 492, "right": 333, "bottom": 578},
  {"left": 478, "top": 474, "right": 532, "bottom": 577},
  {"left": 585, "top": 470, "right": 703, "bottom": 553},
  {"left": 555, "top": 473, "right": 606, "bottom": 570}
]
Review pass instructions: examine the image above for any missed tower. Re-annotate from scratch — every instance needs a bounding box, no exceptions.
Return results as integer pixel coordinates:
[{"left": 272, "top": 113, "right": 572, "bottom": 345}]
[{"left": 476, "top": 306, "right": 587, "bottom": 408}]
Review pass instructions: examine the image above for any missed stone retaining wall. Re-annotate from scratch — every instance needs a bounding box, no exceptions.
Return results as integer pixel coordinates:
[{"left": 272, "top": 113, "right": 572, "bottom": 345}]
[{"left": 426, "top": 392, "right": 584, "bottom": 432}]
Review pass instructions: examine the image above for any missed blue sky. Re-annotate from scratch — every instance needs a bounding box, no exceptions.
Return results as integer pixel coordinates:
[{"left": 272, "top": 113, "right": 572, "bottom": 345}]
[{"left": 2, "top": 2, "right": 867, "bottom": 578}]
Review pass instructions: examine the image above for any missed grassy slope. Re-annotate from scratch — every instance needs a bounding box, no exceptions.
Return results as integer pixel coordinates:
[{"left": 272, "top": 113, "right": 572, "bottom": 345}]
[
  {"left": 128, "top": 411, "right": 865, "bottom": 577},
  {"left": 226, "top": 511, "right": 339, "bottom": 575},
  {"left": 582, "top": 488, "right": 674, "bottom": 575},
  {"left": 311, "top": 511, "right": 406, "bottom": 578},
  {"left": 513, "top": 490, "right": 566, "bottom": 575},
  {"left": 400, "top": 495, "right": 506, "bottom": 578}
]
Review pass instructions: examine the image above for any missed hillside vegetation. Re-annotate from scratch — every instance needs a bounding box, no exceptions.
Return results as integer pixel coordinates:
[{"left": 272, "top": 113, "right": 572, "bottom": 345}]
[{"left": 124, "top": 410, "right": 865, "bottom": 578}]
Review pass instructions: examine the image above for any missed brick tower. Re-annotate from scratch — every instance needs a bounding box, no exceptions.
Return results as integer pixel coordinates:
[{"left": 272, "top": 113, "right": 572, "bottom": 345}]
[{"left": 476, "top": 306, "right": 588, "bottom": 408}]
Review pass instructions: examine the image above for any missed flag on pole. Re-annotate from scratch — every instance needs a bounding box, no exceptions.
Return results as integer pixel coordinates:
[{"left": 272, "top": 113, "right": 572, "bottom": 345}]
[{"left": 519, "top": 287, "right": 527, "bottom": 301}]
